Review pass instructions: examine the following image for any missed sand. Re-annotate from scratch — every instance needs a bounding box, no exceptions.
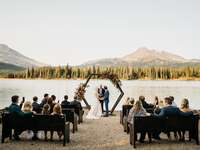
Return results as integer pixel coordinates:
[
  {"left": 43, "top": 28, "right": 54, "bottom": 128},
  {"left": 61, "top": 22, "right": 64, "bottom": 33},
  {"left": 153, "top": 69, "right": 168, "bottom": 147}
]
[{"left": 0, "top": 112, "right": 199, "bottom": 150}]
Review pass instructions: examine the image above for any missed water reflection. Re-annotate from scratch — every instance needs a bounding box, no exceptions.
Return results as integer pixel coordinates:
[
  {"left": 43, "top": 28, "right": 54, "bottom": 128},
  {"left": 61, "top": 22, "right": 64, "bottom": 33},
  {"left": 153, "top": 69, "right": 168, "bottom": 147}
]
[{"left": 0, "top": 79, "right": 200, "bottom": 110}]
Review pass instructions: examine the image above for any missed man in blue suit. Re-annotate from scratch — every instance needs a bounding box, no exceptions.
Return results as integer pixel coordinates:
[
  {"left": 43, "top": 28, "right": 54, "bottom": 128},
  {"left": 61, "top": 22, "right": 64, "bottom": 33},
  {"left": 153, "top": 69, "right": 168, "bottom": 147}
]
[
  {"left": 156, "top": 97, "right": 192, "bottom": 117},
  {"left": 153, "top": 97, "right": 192, "bottom": 140},
  {"left": 8, "top": 95, "right": 33, "bottom": 140},
  {"left": 104, "top": 86, "right": 110, "bottom": 117}
]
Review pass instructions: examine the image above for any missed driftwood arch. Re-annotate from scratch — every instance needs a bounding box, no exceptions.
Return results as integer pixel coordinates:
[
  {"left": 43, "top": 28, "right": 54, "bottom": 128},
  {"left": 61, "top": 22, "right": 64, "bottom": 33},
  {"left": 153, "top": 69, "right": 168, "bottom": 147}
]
[{"left": 75, "top": 73, "right": 124, "bottom": 114}]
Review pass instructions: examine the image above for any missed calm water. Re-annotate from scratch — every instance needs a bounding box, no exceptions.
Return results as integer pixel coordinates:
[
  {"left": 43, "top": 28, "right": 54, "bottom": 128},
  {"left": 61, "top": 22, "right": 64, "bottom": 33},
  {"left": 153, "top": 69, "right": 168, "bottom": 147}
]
[{"left": 0, "top": 79, "right": 200, "bottom": 110}]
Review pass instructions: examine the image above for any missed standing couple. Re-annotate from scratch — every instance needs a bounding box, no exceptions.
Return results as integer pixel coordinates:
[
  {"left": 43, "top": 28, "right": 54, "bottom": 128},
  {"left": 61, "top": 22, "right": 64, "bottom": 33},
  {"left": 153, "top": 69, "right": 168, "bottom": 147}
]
[{"left": 86, "top": 85, "right": 110, "bottom": 119}]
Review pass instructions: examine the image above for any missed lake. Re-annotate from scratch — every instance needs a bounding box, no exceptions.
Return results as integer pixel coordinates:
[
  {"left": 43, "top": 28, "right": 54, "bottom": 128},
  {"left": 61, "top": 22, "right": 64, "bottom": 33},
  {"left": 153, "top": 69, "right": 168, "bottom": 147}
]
[{"left": 0, "top": 79, "right": 200, "bottom": 110}]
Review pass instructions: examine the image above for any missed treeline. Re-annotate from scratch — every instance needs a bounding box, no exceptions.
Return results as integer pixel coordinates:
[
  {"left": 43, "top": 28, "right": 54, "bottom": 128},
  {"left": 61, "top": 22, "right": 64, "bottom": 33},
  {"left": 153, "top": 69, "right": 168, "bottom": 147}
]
[{"left": 6, "top": 65, "right": 200, "bottom": 80}]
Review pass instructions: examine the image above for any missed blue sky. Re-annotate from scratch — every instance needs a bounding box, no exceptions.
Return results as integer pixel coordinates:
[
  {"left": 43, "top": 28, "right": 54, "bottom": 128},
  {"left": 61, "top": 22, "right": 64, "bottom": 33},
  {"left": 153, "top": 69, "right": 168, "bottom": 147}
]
[{"left": 0, "top": 0, "right": 200, "bottom": 65}]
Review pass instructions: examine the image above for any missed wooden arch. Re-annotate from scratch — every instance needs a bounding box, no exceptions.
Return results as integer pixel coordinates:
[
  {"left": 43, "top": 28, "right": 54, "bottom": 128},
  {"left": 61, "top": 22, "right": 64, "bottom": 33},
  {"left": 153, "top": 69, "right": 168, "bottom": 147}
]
[{"left": 75, "top": 73, "right": 124, "bottom": 114}]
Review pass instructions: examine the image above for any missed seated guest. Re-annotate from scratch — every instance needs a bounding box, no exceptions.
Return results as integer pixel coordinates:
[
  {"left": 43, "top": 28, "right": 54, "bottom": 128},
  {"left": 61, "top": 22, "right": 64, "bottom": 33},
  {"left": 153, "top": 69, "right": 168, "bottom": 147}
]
[
  {"left": 169, "top": 96, "right": 177, "bottom": 107},
  {"left": 156, "top": 97, "right": 192, "bottom": 117},
  {"left": 70, "top": 96, "right": 84, "bottom": 116},
  {"left": 40, "top": 93, "right": 49, "bottom": 107},
  {"left": 139, "top": 96, "right": 154, "bottom": 109},
  {"left": 159, "top": 100, "right": 165, "bottom": 108},
  {"left": 8, "top": 95, "right": 33, "bottom": 140},
  {"left": 22, "top": 101, "right": 37, "bottom": 140},
  {"left": 61, "top": 95, "right": 70, "bottom": 108},
  {"left": 42, "top": 104, "right": 51, "bottom": 141},
  {"left": 42, "top": 103, "right": 50, "bottom": 115},
  {"left": 180, "top": 98, "right": 192, "bottom": 113},
  {"left": 50, "top": 104, "right": 63, "bottom": 141},
  {"left": 129, "top": 98, "right": 135, "bottom": 106},
  {"left": 47, "top": 97, "right": 55, "bottom": 114},
  {"left": 123, "top": 97, "right": 130, "bottom": 105},
  {"left": 32, "top": 96, "right": 41, "bottom": 113},
  {"left": 154, "top": 97, "right": 193, "bottom": 140},
  {"left": 51, "top": 95, "right": 57, "bottom": 103},
  {"left": 127, "top": 100, "right": 150, "bottom": 143}
]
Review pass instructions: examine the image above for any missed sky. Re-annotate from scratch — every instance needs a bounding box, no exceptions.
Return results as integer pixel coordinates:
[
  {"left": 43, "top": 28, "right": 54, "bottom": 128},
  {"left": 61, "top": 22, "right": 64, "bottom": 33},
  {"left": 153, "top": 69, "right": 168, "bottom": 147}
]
[{"left": 0, "top": 0, "right": 200, "bottom": 65}]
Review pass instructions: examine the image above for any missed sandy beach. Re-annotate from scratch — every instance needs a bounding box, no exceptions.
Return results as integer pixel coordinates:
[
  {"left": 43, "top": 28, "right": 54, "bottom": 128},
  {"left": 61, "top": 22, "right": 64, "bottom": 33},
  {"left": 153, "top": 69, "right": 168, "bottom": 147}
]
[{"left": 0, "top": 112, "right": 199, "bottom": 150}]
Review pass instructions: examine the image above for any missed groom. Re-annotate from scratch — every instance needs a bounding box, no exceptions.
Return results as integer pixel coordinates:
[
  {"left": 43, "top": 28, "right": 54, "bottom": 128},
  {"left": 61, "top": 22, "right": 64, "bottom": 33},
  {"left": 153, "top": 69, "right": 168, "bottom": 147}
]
[{"left": 103, "top": 86, "right": 110, "bottom": 117}]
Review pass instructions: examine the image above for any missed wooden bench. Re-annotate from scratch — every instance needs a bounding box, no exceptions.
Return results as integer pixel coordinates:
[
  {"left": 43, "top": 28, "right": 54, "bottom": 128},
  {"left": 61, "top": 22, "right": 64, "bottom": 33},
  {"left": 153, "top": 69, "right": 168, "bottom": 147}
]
[
  {"left": 62, "top": 108, "right": 78, "bottom": 133},
  {"left": 62, "top": 105, "right": 84, "bottom": 124},
  {"left": 120, "top": 105, "right": 133, "bottom": 124},
  {"left": 121, "top": 106, "right": 155, "bottom": 133},
  {"left": 129, "top": 115, "right": 199, "bottom": 148},
  {"left": 1, "top": 112, "right": 70, "bottom": 146}
]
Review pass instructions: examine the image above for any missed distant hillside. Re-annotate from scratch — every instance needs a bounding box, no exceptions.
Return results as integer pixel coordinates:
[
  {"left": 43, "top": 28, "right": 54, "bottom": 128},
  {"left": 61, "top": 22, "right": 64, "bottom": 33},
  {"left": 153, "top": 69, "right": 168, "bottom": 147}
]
[
  {"left": 0, "top": 62, "right": 25, "bottom": 71},
  {"left": 82, "top": 47, "right": 200, "bottom": 67},
  {"left": 0, "top": 44, "right": 45, "bottom": 68}
]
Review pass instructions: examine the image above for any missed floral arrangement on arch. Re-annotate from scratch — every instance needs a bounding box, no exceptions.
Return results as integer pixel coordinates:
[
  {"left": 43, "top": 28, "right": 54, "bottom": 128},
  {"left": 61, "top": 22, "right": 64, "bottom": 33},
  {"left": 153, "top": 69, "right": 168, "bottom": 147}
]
[
  {"left": 74, "top": 72, "right": 122, "bottom": 101},
  {"left": 74, "top": 83, "right": 86, "bottom": 101}
]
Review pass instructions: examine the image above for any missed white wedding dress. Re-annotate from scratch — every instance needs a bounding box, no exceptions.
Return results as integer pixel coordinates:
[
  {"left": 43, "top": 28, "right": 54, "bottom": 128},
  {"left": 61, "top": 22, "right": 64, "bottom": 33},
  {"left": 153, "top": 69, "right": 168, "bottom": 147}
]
[{"left": 86, "top": 94, "right": 102, "bottom": 119}]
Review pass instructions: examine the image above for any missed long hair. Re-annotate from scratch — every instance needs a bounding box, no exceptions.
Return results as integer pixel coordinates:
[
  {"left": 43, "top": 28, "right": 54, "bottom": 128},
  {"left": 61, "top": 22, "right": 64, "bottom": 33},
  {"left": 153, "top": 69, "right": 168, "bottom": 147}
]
[
  {"left": 42, "top": 103, "right": 50, "bottom": 115},
  {"left": 133, "top": 100, "right": 143, "bottom": 113},
  {"left": 52, "top": 103, "right": 62, "bottom": 115},
  {"left": 181, "top": 98, "right": 189, "bottom": 109},
  {"left": 22, "top": 101, "right": 32, "bottom": 112}
]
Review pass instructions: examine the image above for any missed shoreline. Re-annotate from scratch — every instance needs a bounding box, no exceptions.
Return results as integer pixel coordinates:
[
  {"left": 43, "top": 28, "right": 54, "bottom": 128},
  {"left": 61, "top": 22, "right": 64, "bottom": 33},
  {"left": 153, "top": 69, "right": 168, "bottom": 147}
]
[{"left": 0, "top": 78, "right": 200, "bottom": 81}]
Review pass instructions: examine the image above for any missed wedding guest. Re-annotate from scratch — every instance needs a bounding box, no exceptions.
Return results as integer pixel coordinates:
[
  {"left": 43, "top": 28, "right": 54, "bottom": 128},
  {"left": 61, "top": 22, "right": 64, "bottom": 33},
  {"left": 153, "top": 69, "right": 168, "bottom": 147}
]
[
  {"left": 70, "top": 96, "right": 84, "bottom": 116},
  {"left": 47, "top": 97, "right": 55, "bottom": 114},
  {"left": 50, "top": 104, "right": 63, "bottom": 141},
  {"left": 8, "top": 95, "right": 33, "bottom": 140},
  {"left": 42, "top": 104, "right": 50, "bottom": 141},
  {"left": 42, "top": 103, "right": 50, "bottom": 115},
  {"left": 180, "top": 99, "right": 200, "bottom": 115},
  {"left": 61, "top": 95, "right": 70, "bottom": 109},
  {"left": 159, "top": 100, "right": 165, "bottom": 108},
  {"left": 169, "top": 96, "right": 177, "bottom": 107},
  {"left": 180, "top": 98, "right": 192, "bottom": 113},
  {"left": 32, "top": 96, "right": 41, "bottom": 113},
  {"left": 180, "top": 98, "right": 200, "bottom": 141},
  {"left": 154, "top": 97, "right": 193, "bottom": 140},
  {"left": 51, "top": 95, "right": 57, "bottom": 103},
  {"left": 127, "top": 100, "right": 150, "bottom": 143},
  {"left": 139, "top": 96, "right": 154, "bottom": 111},
  {"left": 129, "top": 98, "right": 135, "bottom": 105},
  {"left": 40, "top": 93, "right": 49, "bottom": 107},
  {"left": 123, "top": 97, "right": 130, "bottom": 105},
  {"left": 22, "top": 101, "right": 35, "bottom": 140}
]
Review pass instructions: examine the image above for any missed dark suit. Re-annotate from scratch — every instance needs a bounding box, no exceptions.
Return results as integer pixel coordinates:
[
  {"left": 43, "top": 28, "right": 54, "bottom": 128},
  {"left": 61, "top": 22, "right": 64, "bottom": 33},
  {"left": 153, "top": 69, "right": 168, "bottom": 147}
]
[
  {"left": 141, "top": 100, "right": 154, "bottom": 109},
  {"left": 70, "top": 100, "right": 83, "bottom": 116},
  {"left": 8, "top": 103, "right": 32, "bottom": 117},
  {"left": 40, "top": 98, "right": 47, "bottom": 108},
  {"left": 104, "top": 89, "right": 109, "bottom": 115},
  {"left": 157, "top": 106, "right": 193, "bottom": 117},
  {"left": 61, "top": 100, "right": 71, "bottom": 109},
  {"left": 154, "top": 105, "right": 193, "bottom": 139},
  {"left": 8, "top": 103, "right": 33, "bottom": 137},
  {"left": 32, "top": 101, "right": 41, "bottom": 113}
]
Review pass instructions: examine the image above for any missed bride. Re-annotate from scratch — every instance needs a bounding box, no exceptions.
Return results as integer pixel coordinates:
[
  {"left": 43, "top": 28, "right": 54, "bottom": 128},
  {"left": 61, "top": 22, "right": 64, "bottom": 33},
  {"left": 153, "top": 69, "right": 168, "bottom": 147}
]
[{"left": 86, "top": 88, "right": 102, "bottom": 119}]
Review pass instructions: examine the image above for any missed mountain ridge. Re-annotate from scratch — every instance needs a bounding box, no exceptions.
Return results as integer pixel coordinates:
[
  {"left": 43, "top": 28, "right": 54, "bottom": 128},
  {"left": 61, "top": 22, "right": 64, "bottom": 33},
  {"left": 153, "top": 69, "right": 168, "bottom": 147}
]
[
  {"left": 82, "top": 47, "right": 200, "bottom": 67},
  {"left": 0, "top": 44, "right": 45, "bottom": 68}
]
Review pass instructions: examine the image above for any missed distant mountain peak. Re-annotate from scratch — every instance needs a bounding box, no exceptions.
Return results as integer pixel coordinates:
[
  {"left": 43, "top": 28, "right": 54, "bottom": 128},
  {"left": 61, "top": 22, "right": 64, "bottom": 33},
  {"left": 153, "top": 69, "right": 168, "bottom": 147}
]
[
  {"left": 0, "top": 44, "right": 46, "bottom": 68},
  {"left": 82, "top": 47, "right": 200, "bottom": 67},
  {"left": 122, "top": 47, "right": 186, "bottom": 63}
]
